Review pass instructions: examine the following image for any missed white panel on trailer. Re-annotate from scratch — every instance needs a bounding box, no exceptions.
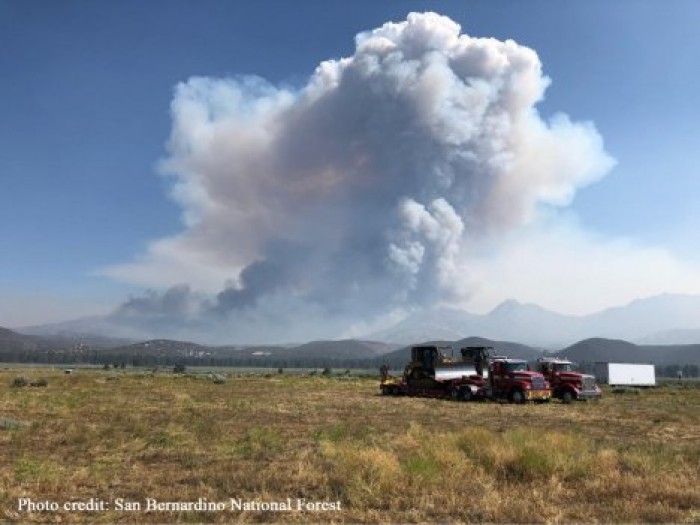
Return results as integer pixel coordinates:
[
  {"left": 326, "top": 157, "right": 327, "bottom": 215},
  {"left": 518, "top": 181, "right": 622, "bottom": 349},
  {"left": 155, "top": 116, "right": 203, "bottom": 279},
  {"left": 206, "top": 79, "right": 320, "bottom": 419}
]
[{"left": 606, "top": 363, "right": 656, "bottom": 386}]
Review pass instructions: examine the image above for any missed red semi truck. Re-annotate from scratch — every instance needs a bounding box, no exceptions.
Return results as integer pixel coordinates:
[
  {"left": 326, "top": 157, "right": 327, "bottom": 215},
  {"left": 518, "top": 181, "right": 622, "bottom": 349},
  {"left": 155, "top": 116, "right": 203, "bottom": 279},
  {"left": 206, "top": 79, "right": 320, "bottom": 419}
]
[
  {"left": 381, "top": 345, "right": 551, "bottom": 403},
  {"left": 535, "top": 357, "right": 602, "bottom": 403}
]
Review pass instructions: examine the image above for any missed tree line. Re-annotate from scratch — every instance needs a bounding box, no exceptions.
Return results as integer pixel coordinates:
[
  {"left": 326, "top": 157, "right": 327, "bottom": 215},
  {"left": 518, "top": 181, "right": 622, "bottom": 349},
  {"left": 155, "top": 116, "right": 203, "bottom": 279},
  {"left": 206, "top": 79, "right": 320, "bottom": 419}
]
[
  {"left": 0, "top": 349, "right": 698, "bottom": 377},
  {"left": 0, "top": 348, "right": 385, "bottom": 370}
]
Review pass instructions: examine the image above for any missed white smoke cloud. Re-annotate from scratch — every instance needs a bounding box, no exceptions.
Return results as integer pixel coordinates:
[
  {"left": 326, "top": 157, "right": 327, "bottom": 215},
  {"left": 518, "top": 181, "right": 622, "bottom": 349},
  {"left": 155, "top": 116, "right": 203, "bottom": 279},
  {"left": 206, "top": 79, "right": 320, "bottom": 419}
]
[
  {"left": 459, "top": 217, "right": 700, "bottom": 316},
  {"left": 101, "top": 12, "right": 630, "bottom": 341},
  {"left": 389, "top": 197, "right": 464, "bottom": 296}
]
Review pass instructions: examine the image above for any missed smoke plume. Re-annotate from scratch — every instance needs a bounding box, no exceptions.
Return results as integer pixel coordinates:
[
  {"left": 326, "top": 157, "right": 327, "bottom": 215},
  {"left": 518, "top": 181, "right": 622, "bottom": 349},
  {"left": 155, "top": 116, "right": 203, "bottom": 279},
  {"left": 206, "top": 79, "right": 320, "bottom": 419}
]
[{"left": 104, "top": 12, "right": 617, "bottom": 342}]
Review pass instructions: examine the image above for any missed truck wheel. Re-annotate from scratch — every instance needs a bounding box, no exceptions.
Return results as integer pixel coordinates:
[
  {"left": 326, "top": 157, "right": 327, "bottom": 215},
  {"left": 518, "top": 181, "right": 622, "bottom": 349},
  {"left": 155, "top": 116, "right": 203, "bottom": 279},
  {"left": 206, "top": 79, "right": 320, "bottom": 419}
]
[
  {"left": 462, "top": 389, "right": 472, "bottom": 402},
  {"left": 510, "top": 389, "right": 525, "bottom": 404},
  {"left": 450, "top": 388, "right": 462, "bottom": 401},
  {"left": 561, "top": 391, "right": 574, "bottom": 404}
]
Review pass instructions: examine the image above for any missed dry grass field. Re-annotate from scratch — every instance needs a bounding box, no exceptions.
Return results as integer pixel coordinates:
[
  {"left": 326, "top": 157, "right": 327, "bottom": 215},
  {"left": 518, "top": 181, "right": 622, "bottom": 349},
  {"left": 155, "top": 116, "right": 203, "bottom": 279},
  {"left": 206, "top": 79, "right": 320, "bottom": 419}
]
[{"left": 1, "top": 368, "right": 699, "bottom": 523}]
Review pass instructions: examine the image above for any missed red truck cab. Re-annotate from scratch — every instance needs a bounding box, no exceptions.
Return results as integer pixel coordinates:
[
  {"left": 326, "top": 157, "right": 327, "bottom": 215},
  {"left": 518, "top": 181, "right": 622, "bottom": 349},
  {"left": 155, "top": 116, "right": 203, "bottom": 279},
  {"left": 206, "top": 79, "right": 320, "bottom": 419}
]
[
  {"left": 536, "top": 358, "right": 602, "bottom": 403},
  {"left": 487, "top": 358, "right": 551, "bottom": 403}
]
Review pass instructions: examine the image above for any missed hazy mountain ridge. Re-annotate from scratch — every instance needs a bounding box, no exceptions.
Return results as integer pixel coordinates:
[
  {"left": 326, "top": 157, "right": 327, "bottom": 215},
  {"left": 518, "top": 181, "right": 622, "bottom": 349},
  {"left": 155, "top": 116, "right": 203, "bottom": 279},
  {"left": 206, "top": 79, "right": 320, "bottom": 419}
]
[
  {"left": 556, "top": 337, "right": 700, "bottom": 366},
  {"left": 4, "top": 293, "right": 700, "bottom": 368},
  {"left": 0, "top": 327, "right": 47, "bottom": 352},
  {"left": 108, "top": 338, "right": 400, "bottom": 361},
  {"left": 369, "top": 294, "right": 700, "bottom": 347},
  {"left": 0, "top": 328, "right": 400, "bottom": 364},
  {"left": 15, "top": 293, "right": 700, "bottom": 348},
  {"left": 1, "top": 326, "right": 698, "bottom": 368},
  {"left": 638, "top": 328, "right": 700, "bottom": 345}
]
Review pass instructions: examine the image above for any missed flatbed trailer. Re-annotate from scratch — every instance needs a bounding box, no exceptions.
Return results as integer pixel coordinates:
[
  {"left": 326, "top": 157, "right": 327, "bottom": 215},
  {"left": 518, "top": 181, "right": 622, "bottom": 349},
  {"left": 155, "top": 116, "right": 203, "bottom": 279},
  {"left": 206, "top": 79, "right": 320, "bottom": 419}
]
[{"left": 381, "top": 345, "right": 551, "bottom": 403}]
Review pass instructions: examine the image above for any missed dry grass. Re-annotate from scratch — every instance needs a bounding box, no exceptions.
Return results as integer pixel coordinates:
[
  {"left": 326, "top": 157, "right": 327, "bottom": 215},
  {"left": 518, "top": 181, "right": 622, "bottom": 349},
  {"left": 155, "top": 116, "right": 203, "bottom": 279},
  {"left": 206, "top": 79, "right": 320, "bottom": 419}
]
[{"left": 0, "top": 369, "right": 698, "bottom": 523}]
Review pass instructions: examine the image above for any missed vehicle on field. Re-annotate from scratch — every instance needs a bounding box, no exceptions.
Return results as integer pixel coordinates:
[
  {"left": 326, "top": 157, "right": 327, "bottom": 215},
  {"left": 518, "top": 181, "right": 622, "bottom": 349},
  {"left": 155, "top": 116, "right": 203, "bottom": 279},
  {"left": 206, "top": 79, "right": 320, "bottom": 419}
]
[
  {"left": 536, "top": 357, "right": 602, "bottom": 403},
  {"left": 380, "top": 345, "right": 551, "bottom": 403},
  {"left": 380, "top": 345, "right": 478, "bottom": 399},
  {"left": 594, "top": 362, "right": 656, "bottom": 387}
]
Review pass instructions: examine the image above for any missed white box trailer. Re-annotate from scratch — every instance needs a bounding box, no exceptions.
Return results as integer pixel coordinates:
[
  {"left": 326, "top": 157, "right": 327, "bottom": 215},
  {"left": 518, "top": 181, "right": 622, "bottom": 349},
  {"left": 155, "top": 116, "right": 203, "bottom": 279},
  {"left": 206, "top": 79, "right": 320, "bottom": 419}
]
[{"left": 594, "top": 362, "right": 656, "bottom": 387}]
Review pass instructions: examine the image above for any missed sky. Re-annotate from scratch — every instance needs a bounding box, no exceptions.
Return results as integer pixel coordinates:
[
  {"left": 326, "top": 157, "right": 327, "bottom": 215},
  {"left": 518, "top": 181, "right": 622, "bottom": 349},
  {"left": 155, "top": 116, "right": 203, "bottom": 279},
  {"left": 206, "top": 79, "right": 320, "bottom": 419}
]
[{"left": 1, "top": 1, "right": 699, "bottom": 340}]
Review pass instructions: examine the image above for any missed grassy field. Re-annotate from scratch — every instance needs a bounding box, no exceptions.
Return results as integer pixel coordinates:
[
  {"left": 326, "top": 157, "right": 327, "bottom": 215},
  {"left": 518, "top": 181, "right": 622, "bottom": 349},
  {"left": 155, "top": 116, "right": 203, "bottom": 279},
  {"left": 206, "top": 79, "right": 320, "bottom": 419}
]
[{"left": 1, "top": 369, "right": 699, "bottom": 523}]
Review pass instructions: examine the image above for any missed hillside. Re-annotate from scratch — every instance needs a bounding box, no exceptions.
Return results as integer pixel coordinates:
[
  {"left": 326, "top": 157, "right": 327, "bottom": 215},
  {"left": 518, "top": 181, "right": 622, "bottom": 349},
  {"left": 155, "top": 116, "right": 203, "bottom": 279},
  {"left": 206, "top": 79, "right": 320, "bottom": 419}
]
[
  {"left": 0, "top": 327, "right": 44, "bottom": 352},
  {"left": 0, "top": 330, "right": 399, "bottom": 367},
  {"left": 556, "top": 338, "right": 700, "bottom": 366},
  {"left": 2, "top": 324, "right": 698, "bottom": 369},
  {"left": 99, "top": 339, "right": 397, "bottom": 364}
]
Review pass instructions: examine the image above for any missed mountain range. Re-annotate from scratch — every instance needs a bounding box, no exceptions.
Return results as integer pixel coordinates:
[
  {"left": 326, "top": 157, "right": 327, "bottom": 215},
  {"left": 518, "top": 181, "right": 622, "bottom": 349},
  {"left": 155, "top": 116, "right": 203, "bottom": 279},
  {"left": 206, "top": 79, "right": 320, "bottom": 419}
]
[
  {"left": 8, "top": 293, "right": 700, "bottom": 352},
  {"left": 0, "top": 326, "right": 400, "bottom": 366},
  {"left": 368, "top": 294, "right": 700, "bottom": 347},
  {"left": 2, "top": 324, "right": 698, "bottom": 370}
]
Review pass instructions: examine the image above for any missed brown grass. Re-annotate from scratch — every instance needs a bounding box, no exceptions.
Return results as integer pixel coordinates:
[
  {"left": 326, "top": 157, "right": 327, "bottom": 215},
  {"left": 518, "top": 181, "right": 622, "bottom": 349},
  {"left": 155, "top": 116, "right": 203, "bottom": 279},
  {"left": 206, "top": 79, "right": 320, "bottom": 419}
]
[{"left": 0, "top": 369, "right": 699, "bottom": 523}]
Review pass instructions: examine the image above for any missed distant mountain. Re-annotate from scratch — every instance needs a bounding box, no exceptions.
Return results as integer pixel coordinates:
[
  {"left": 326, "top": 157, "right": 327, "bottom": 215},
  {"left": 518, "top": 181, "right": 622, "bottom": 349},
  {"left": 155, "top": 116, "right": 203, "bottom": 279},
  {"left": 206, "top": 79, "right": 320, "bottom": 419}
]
[
  {"left": 368, "top": 308, "right": 481, "bottom": 343},
  {"left": 586, "top": 294, "right": 700, "bottom": 342},
  {"left": 367, "top": 302, "right": 583, "bottom": 347},
  {"left": 9, "top": 294, "right": 700, "bottom": 363},
  {"left": 0, "top": 327, "right": 45, "bottom": 352},
  {"left": 110, "top": 339, "right": 213, "bottom": 358},
  {"left": 18, "top": 316, "right": 158, "bottom": 344},
  {"left": 555, "top": 338, "right": 641, "bottom": 363},
  {"left": 368, "top": 294, "right": 700, "bottom": 347},
  {"left": 112, "top": 336, "right": 694, "bottom": 368},
  {"left": 475, "top": 301, "right": 584, "bottom": 345},
  {"left": 9, "top": 335, "right": 400, "bottom": 364},
  {"left": 3, "top": 322, "right": 699, "bottom": 369},
  {"left": 556, "top": 337, "right": 700, "bottom": 366},
  {"left": 13, "top": 293, "right": 700, "bottom": 351},
  {"left": 0, "top": 326, "right": 111, "bottom": 353},
  {"left": 638, "top": 328, "right": 700, "bottom": 345}
]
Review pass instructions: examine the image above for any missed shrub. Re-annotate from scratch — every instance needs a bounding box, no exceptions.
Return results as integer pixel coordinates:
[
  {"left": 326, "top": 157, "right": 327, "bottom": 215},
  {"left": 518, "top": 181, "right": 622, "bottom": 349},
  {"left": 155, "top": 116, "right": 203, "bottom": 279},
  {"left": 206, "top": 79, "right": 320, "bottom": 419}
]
[
  {"left": 0, "top": 418, "right": 22, "bottom": 430},
  {"left": 29, "top": 378, "right": 48, "bottom": 387},
  {"left": 211, "top": 374, "right": 226, "bottom": 384},
  {"left": 238, "top": 427, "right": 283, "bottom": 459},
  {"left": 401, "top": 454, "right": 441, "bottom": 483},
  {"left": 173, "top": 364, "right": 186, "bottom": 374},
  {"left": 11, "top": 376, "right": 29, "bottom": 388},
  {"left": 313, "top": 423, "right": 351, "bottom": 443}
]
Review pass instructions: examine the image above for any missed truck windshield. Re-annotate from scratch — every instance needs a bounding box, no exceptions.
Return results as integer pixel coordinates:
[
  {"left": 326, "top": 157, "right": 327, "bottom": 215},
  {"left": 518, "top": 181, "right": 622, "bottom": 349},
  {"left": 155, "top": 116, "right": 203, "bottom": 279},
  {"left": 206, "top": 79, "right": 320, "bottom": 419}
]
[
  {"left": 554, "top": 363, "right": 574, "bottom": 372},
  {"left": 504, "top": 362, "right": 528, "bottom": 372}
]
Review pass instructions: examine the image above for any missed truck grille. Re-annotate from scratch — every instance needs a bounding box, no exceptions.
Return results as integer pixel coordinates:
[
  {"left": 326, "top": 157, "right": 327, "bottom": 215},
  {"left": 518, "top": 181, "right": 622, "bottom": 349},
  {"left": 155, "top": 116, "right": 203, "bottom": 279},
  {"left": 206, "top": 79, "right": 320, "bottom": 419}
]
[
  {"left": 532, "top": 376, "right": 546, "bottom": 390},
  {"left": 582, "top": 376, "right": 596, "bottom": 391}
]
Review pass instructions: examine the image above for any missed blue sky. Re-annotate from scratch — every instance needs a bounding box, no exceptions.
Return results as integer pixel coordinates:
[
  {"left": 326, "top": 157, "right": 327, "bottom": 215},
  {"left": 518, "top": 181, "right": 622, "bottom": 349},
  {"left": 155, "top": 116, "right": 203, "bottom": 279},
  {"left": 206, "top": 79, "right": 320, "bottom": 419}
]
[{"left": 1, "top": 1, "right": 699, "bottom": 327}]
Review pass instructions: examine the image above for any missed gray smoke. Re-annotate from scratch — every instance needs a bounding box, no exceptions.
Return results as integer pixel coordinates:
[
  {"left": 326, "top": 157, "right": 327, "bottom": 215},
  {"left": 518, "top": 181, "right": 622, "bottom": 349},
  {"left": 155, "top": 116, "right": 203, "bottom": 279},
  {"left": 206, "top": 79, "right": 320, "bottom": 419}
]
[
  {"left": 115, "top": 285, "right": 195, "bottom": 319},
  {"left": 106, "top": 12, "right": 615, "bottom": 342}
]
